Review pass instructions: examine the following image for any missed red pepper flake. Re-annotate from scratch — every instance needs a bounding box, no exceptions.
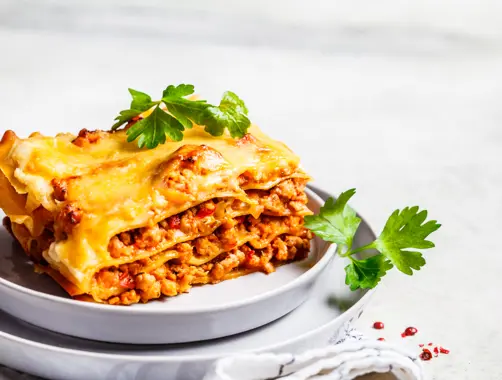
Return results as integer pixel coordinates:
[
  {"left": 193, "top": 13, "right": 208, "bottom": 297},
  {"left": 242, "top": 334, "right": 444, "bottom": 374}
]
[
  {"left": 419, "top": 344, "right": 424, "bottom": 348},
  {"left": 196, "top": 207, "right": 215, "bottom": 218},
  {"left": 419, "top": 348, "right": 432, "bottom": 361},
  {"left": 245, "top": 249, "right": 256, "bottom": 260},
  {"left": 433, "top": 347, "right": 439, "bottom": 357},
  {"left": 168, "top": 215, "right": 181, "bottom": 229},
  {"left": 119, "top": 274, "right": 135, "bottom": 289},
  {"left": 439, "top": 347, "right": 450, "bottom": 355},
  {"left": 373, "top": 321, "right": 385, "bottom": 330},
  {"left": 377, "top": 337, "right": 385, "bottom": 341},
  {"left": 401, "top": 327, "right": 418, "bottom": 337},
  {"left": 428, "top": 342, "right": 433, "bottom": 346}
]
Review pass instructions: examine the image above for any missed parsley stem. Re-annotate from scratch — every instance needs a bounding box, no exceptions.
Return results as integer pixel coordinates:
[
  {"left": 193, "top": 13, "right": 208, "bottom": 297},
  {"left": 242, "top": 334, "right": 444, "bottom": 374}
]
[
  {"left": 338, "top": 245, "right": 357, "bottom": 258},
  {"left": 344, "top": 242, "right": 375, "bottom": 257}
]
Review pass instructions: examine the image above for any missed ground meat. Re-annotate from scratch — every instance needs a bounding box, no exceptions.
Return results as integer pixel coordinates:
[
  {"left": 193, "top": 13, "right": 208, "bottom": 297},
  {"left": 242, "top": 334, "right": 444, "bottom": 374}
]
[
  {"left": 194, "top": 234, "right": 220, "bottom": 259},
  {"left": 107, "top": 178, "right": 310, "bottom": 260},
  {"left": 215, "top": 222, "right": 246, "bottom": 251},
  {"left": 133, "top": 224, "right": 163, "bottom": 250},
  {"left": 95, "top": 231, "right": 311, "bottom": 305},
  {"left": 117, "top": 214, "right": 301, "bottom": 277},
  {"left": 162, "top": 215, "right": 180, "bottom": 230},
  {"left": 135, "top": 273, "right": 161, "bottom": 302},
  {"left": 108, "top": 290, "right": 141, "bottom": 305},
  {"left": 190, "top": 214, "right": 300, "bottom": 261},
  {"left": 174, "top": 242, "right": 194, "bottom": 263},
  {"left": 160, "top": 279, "right": 178, "bottom": 296},
  {"left": 71, "top": 129, "right": 105, "bottom": 147},
  {"left": 283, "top": 233, "right": 312, "bottom": 260},
  {"left": 108, "top": 199, "right": 220, "bottom": 259},
  {"left": 54, "top": 203, "right": 82, "bottom": 238},
  {"left": 51, "top": 178, "right": 68, "bottom": 201},
  {"left": 94, "top": 177, "right": 312, "bottom": 304},
  {"left": 272, "top": 236, "right": 289, "bottom": 261},
  {"left": 209, "top": 250, "right": 245, "bottom": 282},
  {"left": 238, "top": 163, "right": 296, "bottom": 188},
  {"left": 155, "top": 145, "right": 229, "bottom": 194},
  {"left": 97, "top": 270, "right": 120, "bottom": 289},
  {"left": 246, "top": 178, "right": 310, "bottom": 216},
  {"left": 246, "top": 215, "right": 304, "bottom": 246}
]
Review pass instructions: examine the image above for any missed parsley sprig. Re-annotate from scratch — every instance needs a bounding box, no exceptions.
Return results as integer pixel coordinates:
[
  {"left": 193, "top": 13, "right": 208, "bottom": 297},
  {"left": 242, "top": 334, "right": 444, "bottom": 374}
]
[
  {"left": 304, "top": 189, "right": 441, "bottom": 291},
  {"left": 112, "top": 85, "right": 250, "bottom": 149}
]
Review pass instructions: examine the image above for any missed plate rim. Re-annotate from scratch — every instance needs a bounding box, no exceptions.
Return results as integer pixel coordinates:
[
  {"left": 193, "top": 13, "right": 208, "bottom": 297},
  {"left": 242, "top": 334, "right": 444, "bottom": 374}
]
[
  {"left": 0, "top": 282, "right": 375, "bottom": 364},
  {"left": 0, "top": 188, "right": 335, "bottom": 315},
  {"left": 0, "top": 185, "right": 377, "bottom": 362}
]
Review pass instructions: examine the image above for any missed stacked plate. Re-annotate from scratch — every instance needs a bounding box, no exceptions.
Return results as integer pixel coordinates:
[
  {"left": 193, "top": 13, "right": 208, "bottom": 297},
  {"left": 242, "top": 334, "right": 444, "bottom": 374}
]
[{"left": 0, "top": 187, "right": 374, "bottom": 380}]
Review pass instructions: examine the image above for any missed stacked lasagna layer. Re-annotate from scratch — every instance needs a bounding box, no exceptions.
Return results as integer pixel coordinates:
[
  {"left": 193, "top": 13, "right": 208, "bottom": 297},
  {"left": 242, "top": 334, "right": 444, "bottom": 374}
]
[{"left": 0, "top": 125, "right": 312, "bottom": 305}]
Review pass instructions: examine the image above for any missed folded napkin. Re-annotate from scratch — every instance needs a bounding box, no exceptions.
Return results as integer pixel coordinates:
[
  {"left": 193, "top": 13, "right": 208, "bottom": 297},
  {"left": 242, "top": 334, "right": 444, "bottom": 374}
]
[
  {"left": 204, "top": 323, "right": 424, "bottom": 380},
  {"left": 0, "top": 323, "right": 423, "bottom": 380}
]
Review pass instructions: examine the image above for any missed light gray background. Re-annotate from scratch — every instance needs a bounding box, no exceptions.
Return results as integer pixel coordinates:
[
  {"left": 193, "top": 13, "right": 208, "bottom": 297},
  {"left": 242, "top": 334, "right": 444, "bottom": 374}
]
[{"left": 1, "top": 1, "right": 501, "bottom": 379}]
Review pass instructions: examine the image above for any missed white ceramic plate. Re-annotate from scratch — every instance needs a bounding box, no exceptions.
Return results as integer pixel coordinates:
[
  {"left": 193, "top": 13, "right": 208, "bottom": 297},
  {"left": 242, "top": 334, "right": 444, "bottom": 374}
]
[
  {"left": 0, "top": 221, "right": 375, "bottom": 380},
  {"left": 0, "top": 186, "right": 377, "bottom": 380},
  {"left": 0, "top": 189, "right": 336, "bottom": 344}
]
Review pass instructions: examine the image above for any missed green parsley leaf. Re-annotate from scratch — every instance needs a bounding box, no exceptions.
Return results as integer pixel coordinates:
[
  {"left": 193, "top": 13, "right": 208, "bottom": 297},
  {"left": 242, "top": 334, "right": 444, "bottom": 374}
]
[
  {"left": 111, "top": 88, "right": 159, "bottom": 131},
  {"left": 129, "top": 89, "right": 157, "bottom": 112},
  {"left": 370, "top": 207, "right": 441, "bottom": 275},
  {"left": 112, "top": 109, "right": 143, "bottom": 130},
  {"left": 303, "top": 189, "right": 361, "bottom": 250},
  {"left": 126, "top": 106, "right": 183, "bottom": 149},
  {"left": 200, "top": 92, "right": 250, "bottom": 138},
  {"left": 344, "top": 255, "right": 393, "bottom": 291},
  {"left": 112, "top": 84, "right": 252, "bottom": 147},
  {"left": 220, "top": 91, "right": 249, "bottom": 115},
  {"left": 161, "top": 84, "right": 209, "bottom": 130},
  {"left": 162, "top": 84, "right": 195, "bottom": 98},
  {"left": 305, "top": 189, "right": 441, "bottom": 291}
]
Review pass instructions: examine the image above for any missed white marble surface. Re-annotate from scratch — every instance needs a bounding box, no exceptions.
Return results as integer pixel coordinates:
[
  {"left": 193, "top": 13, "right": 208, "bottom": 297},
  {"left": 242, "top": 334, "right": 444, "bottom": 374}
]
[{"left": 1, "top": 1, "right": 501, "bottom": 379}]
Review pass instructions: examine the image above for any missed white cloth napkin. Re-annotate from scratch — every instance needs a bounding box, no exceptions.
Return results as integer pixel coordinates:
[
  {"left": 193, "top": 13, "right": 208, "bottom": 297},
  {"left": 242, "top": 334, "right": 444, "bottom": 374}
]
[
  {"left": 0, "top": 323, "right": 424, "bottom": 380},
  {"left": 204, "top": 323, "right": 424, "bottom": 380}
]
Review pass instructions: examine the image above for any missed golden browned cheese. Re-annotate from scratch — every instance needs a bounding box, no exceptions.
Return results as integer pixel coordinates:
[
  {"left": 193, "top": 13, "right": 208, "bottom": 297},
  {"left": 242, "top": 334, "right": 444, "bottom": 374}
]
[{"left": 0, "top": 125, "right": 311, "bottom": 301}]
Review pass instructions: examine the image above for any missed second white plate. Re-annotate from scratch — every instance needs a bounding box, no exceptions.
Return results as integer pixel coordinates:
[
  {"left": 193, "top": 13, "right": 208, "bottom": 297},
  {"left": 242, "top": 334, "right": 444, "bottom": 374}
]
[
  {"left": 0, "top": 188, "right": 335, "bottom": 344},
  {"left": 0, "top": 241, "right": 373, "bottom": 380}
]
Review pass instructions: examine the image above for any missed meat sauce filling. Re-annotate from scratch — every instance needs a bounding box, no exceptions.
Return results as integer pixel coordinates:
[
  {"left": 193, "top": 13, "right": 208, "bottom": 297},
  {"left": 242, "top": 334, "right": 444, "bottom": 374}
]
[
  {"left": 95, "top": 214, "right": 310, "bottom": 304},
  {"left": 107, "top": 178, "right": 309, "bottom": 259},
  {"left": 103, "top": 230, "right": 312, "bottom": 305}
]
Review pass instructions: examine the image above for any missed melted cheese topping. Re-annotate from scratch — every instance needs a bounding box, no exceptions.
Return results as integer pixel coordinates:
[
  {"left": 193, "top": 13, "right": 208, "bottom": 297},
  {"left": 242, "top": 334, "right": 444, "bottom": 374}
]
[{"left": 0, "top": 125, "right": 305, "bottom": 293}]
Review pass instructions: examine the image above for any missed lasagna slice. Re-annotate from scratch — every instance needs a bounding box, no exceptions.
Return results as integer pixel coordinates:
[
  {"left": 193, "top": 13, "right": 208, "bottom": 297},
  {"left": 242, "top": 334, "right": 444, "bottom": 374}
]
[{"left": 0, "top": 125, "right": 313, "bottom": 305}]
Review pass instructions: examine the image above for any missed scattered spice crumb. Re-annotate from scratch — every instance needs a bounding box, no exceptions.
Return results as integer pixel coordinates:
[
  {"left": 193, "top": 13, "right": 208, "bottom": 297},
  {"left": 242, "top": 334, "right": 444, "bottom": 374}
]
[
  {"left": 417, "top": 344, "right": 449, "bottom": 361},
  {"left": 439, "top": 347, "right": 450, "bottom": 354},
  {"left": 420, "top": 348, "right": 433, "bottom": 361},
  {"left": 401, "top": 326, "right": 418, "bottom": 337},
  {"left": 403, "top": 326, "right": 450, "bottom": 361},
  {"left": 373, "top": 321, "right": 385, "bottom": 330},
  {"left": 377, "top": 337, "right": 385, "bottom": 341}
]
